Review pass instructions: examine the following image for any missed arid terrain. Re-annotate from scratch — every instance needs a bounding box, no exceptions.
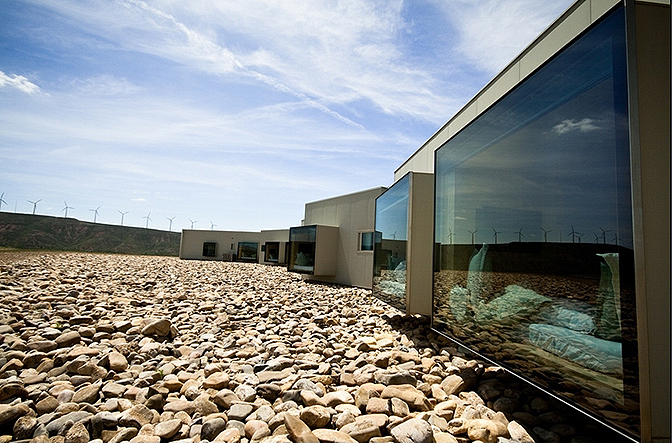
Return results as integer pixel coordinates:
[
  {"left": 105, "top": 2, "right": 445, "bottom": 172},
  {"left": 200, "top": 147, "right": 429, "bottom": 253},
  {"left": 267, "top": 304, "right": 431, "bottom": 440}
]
[{"left": 0, "top": 251, "right": 629, "bottom": 443}]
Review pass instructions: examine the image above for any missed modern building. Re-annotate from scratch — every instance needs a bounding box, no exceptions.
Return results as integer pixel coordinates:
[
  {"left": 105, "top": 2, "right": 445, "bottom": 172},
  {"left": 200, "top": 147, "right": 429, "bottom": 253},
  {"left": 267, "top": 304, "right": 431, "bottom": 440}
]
[
  {"left": 385, "top": 0, "right": 669, "bottom": 441},
  {"left": 179, "top": 229, "right": 289, "bottom": 265},
  {"left": 287, "top": 187, "right": 386, "bottom": 288},
  {"left": 373, "top": 172, "right": 434, "bottom": 316}
]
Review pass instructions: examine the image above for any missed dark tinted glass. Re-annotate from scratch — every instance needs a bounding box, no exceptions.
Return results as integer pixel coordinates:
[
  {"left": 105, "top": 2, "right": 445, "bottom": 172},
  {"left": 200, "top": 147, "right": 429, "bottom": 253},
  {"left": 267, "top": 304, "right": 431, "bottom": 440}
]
[
  {"left": 288, "top": 225, "right": 317, "bottom": 273},
  {"left": 433, "top": 6, "right": 638, "bottom": 438}
]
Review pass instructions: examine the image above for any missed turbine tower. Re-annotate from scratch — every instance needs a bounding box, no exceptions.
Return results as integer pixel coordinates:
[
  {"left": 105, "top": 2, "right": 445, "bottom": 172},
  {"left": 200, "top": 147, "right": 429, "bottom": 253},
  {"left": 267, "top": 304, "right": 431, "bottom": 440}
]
[
  {"left": 0, "top": 193, "right": 7, "bottom": 211},
  {"left": 210, "top": 221, "right": 217, "bottom": 231},
  {"left": 166, "top": 216, "right": 175, "bottom": 232},
  {"left": 541, "top": 227, "right": 552, "bottom": 243},
  {"left": 143, "top": 212, "right": 152, "bottom": 229},
  {"left": 468, "top": 230, "right": 478, "bottom": 245},
  {"left": 62, "top": 201, "right": 74, "bottom": 218},
  {"left": 516, "top": 227, "right": 524, "bottom": 242},
  {"left": 492, "top": 227, "right": 501, "bottom": 244},
  {"left": 27, "top": 199, "right": 41, "bottom": 215},
  {"left": 568, "top": 225, "right": 578, "bottom": 243},
  {"left": 189, "top": 219, "right": 197, "bottom": 229},
  {"left": 118, "top": 210, "right": 129, "bottom": 226},
  {"left": 90, "top": 206, "right": 100, "bottom": 223}
]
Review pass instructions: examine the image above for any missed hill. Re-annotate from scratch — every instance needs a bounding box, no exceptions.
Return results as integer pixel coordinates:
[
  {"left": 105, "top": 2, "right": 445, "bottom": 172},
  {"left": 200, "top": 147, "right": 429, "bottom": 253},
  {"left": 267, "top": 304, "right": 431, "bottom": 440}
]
[{"left": 0, "top": 212, "right": 180, "bottom": 256}]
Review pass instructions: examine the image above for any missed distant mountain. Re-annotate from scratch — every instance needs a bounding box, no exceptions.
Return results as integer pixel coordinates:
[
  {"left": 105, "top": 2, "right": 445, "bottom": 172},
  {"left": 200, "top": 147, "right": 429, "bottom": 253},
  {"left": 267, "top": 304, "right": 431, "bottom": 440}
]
[{"left": 0, "top": 212, "right": 180, "bottom": 256}]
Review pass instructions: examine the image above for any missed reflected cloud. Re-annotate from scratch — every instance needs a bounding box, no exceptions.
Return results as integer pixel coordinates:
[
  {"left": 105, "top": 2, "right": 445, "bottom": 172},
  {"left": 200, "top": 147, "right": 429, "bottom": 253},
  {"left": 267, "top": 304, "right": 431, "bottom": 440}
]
[{"left": 552, "top": 118, "right": 600, "bottom": 135}]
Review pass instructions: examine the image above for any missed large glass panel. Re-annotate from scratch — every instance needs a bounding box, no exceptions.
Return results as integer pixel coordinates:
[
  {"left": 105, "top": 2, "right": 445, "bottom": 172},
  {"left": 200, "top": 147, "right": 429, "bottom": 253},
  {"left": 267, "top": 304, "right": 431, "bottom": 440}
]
[
  {"left": 237, "top": 242, "right": 259, "bottom": 262},
  {"left": 288, "top": 225, "right": 317, "bottom": 273},
  {"left": 373, "top": 174, "right": 410, "bottom": 311},
  {"left": 265, "top": 242, "right": 280, "bottom": 262},
  {"left": 433, "top": 7, "right": 639, "bottom": 439}
]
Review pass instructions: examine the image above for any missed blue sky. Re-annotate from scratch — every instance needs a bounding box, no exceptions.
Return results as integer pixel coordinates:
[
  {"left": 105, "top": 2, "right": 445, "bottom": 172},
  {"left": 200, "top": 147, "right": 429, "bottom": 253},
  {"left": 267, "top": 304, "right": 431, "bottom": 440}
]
[{"left": 1, "top": 0, "right": 573, "bottom": 232}]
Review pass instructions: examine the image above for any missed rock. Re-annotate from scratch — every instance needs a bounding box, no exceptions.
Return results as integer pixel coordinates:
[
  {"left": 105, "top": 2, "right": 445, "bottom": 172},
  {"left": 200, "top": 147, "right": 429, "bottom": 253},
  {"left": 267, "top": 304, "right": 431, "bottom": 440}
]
[
  {"left": 201, "top": 417, "right": 228, "bottom": 441},
  {"left": 72, "top": 383, "right": 100, "bottom": 404},
  {"left": 141, "top": 319, "right": 173, "bottom": 337},
  {"left": 213, "top": 427, "right": 242, "bottom": 442},
  {"left": 299, "top": 405, "right": 331, "bottom": 429},
  {"left": 204, "top": 372, "right": 230, "bottom": 390},
  {"left": 107, "top": 352, "right": 129, "bottom": 372},
  {"left": 0, "top": 403, "right": 30, "bottom": 426},
  {"left": 508, "top": 420, "right": 535, "bottom": 443},
  {"left": 467, "top": 418, "right": 509, "bottom": 443},
  {"left": 55, "top": 331, "right": 82, "bottom": 348},
  {"left": 284, "top": 412, "right": 319, "bottom": 443},
  {"left": 441, "top": 375, "right": 465, "bottom": 396},
  {"left": 340, "top": 419, "right": 382, "bottom": 442},
  {"left": 312, "top": 428, "right": 359, "bottom": 443},
  {"left": 390, "top": 418, "right": 434, "bottom": 443},
  {"left": 119, "top": 404, "right": 154, "bottom": 428},
  {"left": 64, "top": 422, "right": 90, "bottom": 443},
  {"left": 12, "top": 415, "right": 38, "bottom": 440},
  {"left": 154, "top": 419, "right": 182, "bottom": 439},
  {"left": 380, "top": 385, "right": 431, "bottom": 411},
  {"left": 322, "top": 390, "right": 355, "bottom": 407}
]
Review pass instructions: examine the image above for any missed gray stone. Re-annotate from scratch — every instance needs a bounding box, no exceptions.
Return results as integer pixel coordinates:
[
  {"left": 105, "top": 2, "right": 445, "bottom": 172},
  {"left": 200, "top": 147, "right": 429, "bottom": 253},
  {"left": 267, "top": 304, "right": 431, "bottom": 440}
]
[{"left": 390, "top": 418, "right": 434, "bottom": 443}]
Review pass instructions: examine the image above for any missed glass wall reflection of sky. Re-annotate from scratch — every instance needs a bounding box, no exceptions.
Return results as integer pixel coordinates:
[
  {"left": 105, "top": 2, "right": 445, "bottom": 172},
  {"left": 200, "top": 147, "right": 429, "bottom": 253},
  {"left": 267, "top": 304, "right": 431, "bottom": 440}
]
[
  {"left": 435, "top": 10, "right": 632, "bottom": 249},
  {"left": 433, "top": 6, "right": 640, "bottom": 439}
]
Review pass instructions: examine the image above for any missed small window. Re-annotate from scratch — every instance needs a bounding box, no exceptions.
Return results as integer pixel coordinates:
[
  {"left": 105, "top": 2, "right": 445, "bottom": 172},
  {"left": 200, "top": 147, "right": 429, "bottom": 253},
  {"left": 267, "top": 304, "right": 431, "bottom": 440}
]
[
  {"left": 265, "top": 242, "right": 280, "bottom": 262},
  {"left": 202, "top": 242, "right": 217, "bottom": 257},
  {"left": 359, "top": 231, "right": 374, "bottom": 251}
]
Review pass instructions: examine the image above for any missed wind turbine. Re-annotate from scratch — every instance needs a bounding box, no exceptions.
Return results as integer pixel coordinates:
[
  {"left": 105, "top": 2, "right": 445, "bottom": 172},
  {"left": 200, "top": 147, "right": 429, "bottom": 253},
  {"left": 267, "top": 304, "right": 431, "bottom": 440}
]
[
  {"left": 599, "top": 227, "right": 612, "bottom": 244},
  {"left": 468, "top": 229, "right": 478, "bottom": 245},
  {"left": 143, "top": 212, "right": 152, "bottom": 229},
  {"left": 189, "top": 219, "right": 197, "bottom": 229},
  {"left": 62, "top": 201, "right": 74, "bottom": 218},
  {"left": 27, "top": 199, "right": 41, "bottom": 215},
  {"left": 166, "top": 216, "right": 176, "bottom": 232},
  {"left": 118, "top": 210, "right": 129, "bottom": 226},
  {"left": 90, "top": 206, "right": 100, "bottom": 223},
  {"left": 492, "top": 227, "right": 501, "bottom": 244},
  {"left": 516, "top": 227, "right": 524, "bottom": 242},
  {"left": 0, "top": 193, "right": 7, "bottom": 211},
  {"left": 568, "top": 225, "right": 578, "bottom": 243},
  {"left": 447, "top": 228, "right": 455, "bottom": 245},
  {"left": 210, "top": 221, "right": 217, "bottom": 231},
  {"left": 613, "top": 233, "right": 622, "bottom": 246},
  {"left": 593, "top": 233, "right": 600, "bottom": 243},
  {"left": 576, "top": 232, "right": 584, "bottom": 243},
  {"left": 541, "top": 227, "right": 552, "bottom": 243}
]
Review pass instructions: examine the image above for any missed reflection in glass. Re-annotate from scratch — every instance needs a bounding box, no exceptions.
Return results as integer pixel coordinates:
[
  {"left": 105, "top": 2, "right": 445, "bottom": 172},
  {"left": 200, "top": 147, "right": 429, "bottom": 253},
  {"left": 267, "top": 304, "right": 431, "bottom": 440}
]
[
  {"left": 265, "top": 242, "right": 280, "bottom": 262},
  {"left": 202, "top": 242, "right": 217, "bottom": 258},
  {"left": 237, "top": 242, "right": 259, "bottom": 262},
  {"left": 288, "top": 225, "right": 317, "bottom": 273},
  {"left": 433, "top": 7, "right": 639, "bottom": 438},
  {"left": 373, "top": 174, "right": 410, "bottom": 311}
]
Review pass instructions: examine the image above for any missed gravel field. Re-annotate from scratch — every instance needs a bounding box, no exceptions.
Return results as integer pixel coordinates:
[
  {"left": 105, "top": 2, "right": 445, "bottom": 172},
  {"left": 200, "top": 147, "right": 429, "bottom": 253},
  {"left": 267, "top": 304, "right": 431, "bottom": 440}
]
[{"left": 0, "top": 251, "right": 631, "bottom": 443}]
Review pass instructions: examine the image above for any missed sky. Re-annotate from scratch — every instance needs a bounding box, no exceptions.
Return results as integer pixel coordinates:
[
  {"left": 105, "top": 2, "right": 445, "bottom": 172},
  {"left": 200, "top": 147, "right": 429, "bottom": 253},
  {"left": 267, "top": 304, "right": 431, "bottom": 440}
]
[{"left": 0, "top": 0, "right": 574, "bottom": 232}]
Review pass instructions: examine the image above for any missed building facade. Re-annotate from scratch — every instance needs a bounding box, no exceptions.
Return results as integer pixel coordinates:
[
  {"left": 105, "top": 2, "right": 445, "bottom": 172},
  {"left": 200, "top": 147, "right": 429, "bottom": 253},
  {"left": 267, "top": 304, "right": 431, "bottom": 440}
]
[
  {"left": 288, "top": 187, "right": 386, "bottom": 288},
  {"left": 387, "top": 0, "right": 669, "bottom": 441},
  {"left": 179, "top": 229, "right": 289, "bottom": 265}
]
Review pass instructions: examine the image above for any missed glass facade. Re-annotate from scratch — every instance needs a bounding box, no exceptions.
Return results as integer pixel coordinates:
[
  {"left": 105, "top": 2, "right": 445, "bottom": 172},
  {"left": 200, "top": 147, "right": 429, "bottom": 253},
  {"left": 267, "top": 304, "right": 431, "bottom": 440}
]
[
  {"left": 288, "top": 225, "right": 317, "bottom": 273},
  {"left": 237, "top": 242, "right": 259, "bottom": 262},
  {"left": 433, "top": 6, "right": 639, "bottom": 438},
  {"left": 264, "top": 242, "right": 280, "bottom": 262},
  {"left": 373, "top": 174, "right": 410, "bottom": 311}
]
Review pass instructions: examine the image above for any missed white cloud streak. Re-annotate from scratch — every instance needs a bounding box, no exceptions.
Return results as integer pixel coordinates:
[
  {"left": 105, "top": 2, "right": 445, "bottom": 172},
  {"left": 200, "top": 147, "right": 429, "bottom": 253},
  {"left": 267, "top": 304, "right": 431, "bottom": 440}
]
[{"left": 0, "top": 71, "right": 41, "bottom": 94}]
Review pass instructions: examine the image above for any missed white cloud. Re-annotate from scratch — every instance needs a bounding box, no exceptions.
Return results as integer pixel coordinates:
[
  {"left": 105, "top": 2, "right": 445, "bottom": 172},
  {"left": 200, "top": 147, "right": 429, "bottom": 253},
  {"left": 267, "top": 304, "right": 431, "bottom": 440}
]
[
  {"left": 431, "top": 0, "right": 572, "bottom": 74},
  {"left": 70, "top": 75, "right": 142, "bottom": 96},
  {"left": 0, "top": 71, "right": 41, "bottom": 94},
  {"left": 552, "top": 118, "right": 600, "bottom": 135}
]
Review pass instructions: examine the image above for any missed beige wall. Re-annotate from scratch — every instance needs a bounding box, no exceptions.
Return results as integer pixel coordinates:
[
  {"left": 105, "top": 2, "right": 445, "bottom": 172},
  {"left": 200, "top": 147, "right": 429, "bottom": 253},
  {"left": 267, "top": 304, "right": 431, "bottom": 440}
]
[
  {"left": 406, "top": 173, "right": 435, "bottom": 316},
  {"left": 394, "top": 0, "right": 621, "bottom": 181},
  {"left": 259, "top": 229, "right": 289, "bottom": 265},
  {"left": 179, "top": 230, "right": 261, "bottom": 261},
  {"left": 628, "top": 2, "right": 670, "bottom": 441},
  {"left": 302, "top": 187, "right": 387, "bottom": 288}
]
